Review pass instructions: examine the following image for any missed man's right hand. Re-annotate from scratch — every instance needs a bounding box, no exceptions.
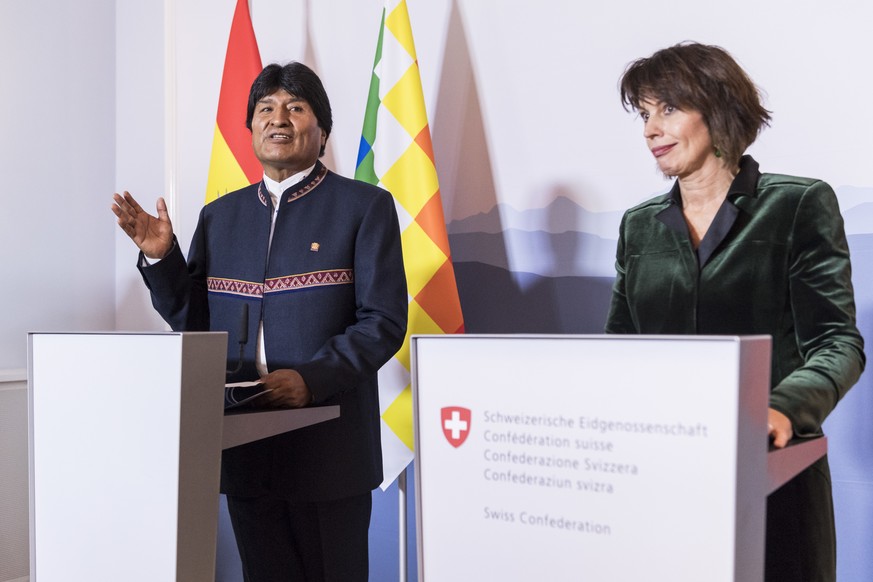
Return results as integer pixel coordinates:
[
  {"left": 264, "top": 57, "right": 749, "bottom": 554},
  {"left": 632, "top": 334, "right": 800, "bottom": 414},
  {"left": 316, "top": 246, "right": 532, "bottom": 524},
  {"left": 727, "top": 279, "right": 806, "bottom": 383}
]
[{"left": 111, "top": 191, "right": 175, "bottom": 260}]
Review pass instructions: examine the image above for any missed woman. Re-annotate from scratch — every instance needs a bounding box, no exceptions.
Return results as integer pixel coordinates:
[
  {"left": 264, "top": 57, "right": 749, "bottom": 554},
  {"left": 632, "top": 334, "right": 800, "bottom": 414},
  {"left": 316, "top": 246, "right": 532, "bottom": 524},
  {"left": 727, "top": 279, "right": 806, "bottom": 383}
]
[{"left": 606, "top": 42, "right": 865, "bottom": 581}]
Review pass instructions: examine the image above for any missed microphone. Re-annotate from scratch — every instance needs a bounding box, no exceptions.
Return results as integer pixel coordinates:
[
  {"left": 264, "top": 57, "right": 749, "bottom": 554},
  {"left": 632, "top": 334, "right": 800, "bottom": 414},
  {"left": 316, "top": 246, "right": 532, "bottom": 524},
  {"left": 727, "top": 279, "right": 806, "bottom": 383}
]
[{"left": 226, "top": 303, "right": 249, "bottom": 375}]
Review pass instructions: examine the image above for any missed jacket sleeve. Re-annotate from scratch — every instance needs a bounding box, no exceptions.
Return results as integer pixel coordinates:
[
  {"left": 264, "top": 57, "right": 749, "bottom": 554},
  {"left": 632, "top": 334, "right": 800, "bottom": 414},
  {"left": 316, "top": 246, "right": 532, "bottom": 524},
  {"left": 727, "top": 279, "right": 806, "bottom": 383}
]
[
  {"left": 137, "top": 211, "right": 210, "bottom": 332},
  {"left": 604, "top": 212, "right": 638, "bottom": 334},
  {"left": 769, "top": 180, "right": 865, "bottom": 436},
  {"left": 294, "top": 191, "right": 408, "bottom": 401}
]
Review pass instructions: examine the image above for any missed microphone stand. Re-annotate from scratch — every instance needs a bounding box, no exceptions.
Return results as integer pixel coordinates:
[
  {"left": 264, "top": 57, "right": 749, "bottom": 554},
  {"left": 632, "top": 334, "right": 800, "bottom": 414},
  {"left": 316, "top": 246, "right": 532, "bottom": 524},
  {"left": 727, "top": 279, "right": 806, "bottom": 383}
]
[{"left": 226, "top": 303, "right": 249, "bottom": 375}]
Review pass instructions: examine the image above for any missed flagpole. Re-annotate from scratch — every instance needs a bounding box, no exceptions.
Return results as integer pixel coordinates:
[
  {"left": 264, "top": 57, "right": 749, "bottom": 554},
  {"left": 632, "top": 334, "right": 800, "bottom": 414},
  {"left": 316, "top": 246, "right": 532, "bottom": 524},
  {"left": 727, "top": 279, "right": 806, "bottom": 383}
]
[
  {"left": 163, "top": 0, "right": 178, "bottom": 227},
  {"left": 398, "top": 467, "right": 407, "bottom": 582}
]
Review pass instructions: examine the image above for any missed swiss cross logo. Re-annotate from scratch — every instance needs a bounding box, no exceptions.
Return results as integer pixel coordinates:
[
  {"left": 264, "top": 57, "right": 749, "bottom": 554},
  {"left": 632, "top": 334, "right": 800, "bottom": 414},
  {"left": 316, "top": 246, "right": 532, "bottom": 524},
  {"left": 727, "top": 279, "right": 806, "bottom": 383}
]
[{"left": 441, "top": 406, "right": 472, "bottom": 448}]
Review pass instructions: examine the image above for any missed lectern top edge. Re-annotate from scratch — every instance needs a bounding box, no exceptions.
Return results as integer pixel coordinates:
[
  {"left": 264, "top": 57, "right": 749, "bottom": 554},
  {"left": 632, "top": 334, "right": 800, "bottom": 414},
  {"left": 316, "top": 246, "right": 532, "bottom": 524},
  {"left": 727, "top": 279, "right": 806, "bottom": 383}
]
[
  {"left": 28, "top": 331, "right": 225, "bottom": 337},
  {"left": 410, "top": 333, "right": 771, "bottom": 342}
]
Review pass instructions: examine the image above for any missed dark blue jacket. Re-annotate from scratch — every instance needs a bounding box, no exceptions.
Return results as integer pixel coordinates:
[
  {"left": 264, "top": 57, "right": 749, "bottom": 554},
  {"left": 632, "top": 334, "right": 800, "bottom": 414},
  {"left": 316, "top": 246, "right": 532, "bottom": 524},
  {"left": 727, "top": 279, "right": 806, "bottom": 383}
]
[{"left": 140, "top": 162, "right": 408, "bottom": 501}]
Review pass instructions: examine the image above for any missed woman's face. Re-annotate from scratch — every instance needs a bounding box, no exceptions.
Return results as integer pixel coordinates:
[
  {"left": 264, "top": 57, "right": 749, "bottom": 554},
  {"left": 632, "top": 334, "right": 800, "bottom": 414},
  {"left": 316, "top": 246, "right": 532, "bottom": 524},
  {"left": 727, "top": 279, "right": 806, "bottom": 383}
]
[{"left": 638, "top": 99, "right": 717, "bottom": 179}]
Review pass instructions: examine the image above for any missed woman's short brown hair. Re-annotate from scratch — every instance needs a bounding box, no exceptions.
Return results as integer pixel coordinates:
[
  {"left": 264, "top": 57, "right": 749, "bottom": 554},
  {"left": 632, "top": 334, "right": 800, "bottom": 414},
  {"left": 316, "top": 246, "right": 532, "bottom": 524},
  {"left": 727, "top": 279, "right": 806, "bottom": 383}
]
[{"left": 619, "top": 42, "right": 771, "bottom": 167}]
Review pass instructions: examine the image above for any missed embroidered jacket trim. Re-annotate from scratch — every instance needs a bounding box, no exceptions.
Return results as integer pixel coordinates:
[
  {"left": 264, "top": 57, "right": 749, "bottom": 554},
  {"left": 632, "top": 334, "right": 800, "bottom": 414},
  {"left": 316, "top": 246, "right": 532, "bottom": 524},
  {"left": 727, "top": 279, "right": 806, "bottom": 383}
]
[{"left": 207, "top": 268, "right": 355, "bottom": 298}]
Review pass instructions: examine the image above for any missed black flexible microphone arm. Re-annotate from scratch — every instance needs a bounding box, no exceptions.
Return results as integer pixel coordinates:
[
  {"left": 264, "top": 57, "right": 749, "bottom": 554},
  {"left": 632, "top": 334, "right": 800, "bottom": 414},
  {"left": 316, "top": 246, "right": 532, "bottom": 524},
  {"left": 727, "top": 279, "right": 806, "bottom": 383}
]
[{"left": 226, "top": 303, "right": 249, "bottom": 375}]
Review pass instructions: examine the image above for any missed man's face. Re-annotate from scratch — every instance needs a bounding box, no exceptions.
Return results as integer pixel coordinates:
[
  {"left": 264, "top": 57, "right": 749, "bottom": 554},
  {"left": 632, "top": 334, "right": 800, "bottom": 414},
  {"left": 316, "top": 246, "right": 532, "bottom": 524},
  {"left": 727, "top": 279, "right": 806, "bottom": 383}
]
[{"left": 251, "top": 89, "right": 326, "bottom": 181}]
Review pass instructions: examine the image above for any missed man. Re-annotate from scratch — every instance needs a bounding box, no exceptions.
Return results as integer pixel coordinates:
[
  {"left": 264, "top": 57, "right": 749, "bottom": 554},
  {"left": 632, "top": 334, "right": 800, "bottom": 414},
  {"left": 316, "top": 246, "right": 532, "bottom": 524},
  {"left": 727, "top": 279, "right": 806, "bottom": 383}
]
[{"left": 112, "top": 62, "right": 408, "bottom": 581}]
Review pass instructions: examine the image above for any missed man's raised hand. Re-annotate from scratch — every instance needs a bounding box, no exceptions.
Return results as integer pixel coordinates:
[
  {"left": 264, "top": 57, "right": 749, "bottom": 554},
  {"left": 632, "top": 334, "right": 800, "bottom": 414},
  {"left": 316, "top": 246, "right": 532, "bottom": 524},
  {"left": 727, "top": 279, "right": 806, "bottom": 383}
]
[{"left": 111, "top": 191, "right": 174, "bottom": 260}]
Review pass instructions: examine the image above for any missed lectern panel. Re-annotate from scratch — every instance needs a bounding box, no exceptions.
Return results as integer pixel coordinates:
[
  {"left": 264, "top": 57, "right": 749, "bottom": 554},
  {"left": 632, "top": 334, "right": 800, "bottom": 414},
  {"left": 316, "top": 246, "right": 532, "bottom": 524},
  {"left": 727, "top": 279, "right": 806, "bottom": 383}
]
[
  {"left": 413, "top": 335, "right": 770, "bottom": 582},
  {"left": 28, "top": 332, "right": 226, "bottom": 582}
]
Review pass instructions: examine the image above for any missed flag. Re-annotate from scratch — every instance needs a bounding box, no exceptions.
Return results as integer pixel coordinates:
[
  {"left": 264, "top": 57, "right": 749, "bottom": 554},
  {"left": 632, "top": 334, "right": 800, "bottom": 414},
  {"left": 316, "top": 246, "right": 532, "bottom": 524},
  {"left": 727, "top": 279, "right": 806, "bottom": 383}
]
[
  {"left": 356, "top": 0, "right": 465, "bottom": 488},
  {"left": 204, "top": 0, "right": 263, "bottom": 204}
]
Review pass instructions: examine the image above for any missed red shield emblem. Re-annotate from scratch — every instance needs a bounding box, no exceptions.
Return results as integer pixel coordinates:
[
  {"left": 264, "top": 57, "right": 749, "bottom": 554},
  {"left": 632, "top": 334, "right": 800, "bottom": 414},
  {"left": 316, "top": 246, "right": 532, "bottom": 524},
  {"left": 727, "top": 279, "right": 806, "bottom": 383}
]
[{"left": 441, "top": 406, "right": 472, "bottom": 448}]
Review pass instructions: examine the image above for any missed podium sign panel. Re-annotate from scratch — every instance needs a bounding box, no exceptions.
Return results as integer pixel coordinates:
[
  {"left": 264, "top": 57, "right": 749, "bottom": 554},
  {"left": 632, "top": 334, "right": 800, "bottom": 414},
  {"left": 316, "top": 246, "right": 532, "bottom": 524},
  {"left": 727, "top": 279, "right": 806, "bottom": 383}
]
[
  {"left": 413, "top": 335, "right": 771, "bottom": 582},
  {"left": 28, "top": 332, "right": 227, "bottom": 582}
]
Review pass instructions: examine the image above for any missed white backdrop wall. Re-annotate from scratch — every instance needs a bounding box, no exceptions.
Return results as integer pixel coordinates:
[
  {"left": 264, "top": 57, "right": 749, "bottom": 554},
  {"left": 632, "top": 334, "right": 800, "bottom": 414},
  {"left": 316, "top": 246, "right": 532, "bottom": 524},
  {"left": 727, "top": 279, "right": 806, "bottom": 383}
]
[
  {"left": 0, "top": 3, "right": 116, "bottom": 581},
  {"left": 1, "top": 0, "right": 869, "bottom": 580},
  {"left": 0, "top": 0, "right": 116, "bottom": 372}
]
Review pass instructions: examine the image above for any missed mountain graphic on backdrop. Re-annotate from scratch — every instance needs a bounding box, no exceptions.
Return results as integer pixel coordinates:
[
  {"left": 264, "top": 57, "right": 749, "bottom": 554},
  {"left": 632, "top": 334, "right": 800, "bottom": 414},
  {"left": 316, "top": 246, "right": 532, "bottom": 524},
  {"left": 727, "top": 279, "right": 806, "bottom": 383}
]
[
  {"left": 834, "top": 185, "right": 873, "bottom": 236},
  {"left": 446, "top": 196, "right": 620, "bottom": 333},
  {"left": 445, "top": 187, "right": 873, "bottom": 335},
  {"left": 843, "top": 203, "right": 873, "bottom": 236},
  {"left": 448, "top": 195, "right": 622, "bottom": 238},
  {"left": 447, "top": 196, "right": 623, "bottom": 278}
]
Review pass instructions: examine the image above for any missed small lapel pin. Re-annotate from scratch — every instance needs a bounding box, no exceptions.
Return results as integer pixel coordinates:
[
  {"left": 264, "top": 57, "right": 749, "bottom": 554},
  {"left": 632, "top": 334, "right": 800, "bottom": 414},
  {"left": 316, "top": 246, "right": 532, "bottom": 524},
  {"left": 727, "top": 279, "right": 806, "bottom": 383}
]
[{"left": 310, "top": 242, "right": 320, "bottom": 252}]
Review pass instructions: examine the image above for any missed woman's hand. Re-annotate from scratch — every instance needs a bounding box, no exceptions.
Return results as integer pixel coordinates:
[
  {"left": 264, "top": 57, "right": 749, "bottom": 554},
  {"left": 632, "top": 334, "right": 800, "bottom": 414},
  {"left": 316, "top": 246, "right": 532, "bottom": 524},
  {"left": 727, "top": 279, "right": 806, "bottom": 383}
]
[{"left": 768, "top": 408, "right": 794, "bottom": 448}]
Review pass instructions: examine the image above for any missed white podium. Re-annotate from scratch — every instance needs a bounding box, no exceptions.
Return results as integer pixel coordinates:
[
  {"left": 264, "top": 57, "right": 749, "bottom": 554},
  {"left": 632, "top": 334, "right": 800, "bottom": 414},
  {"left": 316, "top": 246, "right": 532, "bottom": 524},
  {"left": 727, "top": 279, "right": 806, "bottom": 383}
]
[
  {"left": 412, "top": 335, "right": 826, "bottom": 582},
  {"left": 27, "top": 332, "right": 339, "bottom": 582}
]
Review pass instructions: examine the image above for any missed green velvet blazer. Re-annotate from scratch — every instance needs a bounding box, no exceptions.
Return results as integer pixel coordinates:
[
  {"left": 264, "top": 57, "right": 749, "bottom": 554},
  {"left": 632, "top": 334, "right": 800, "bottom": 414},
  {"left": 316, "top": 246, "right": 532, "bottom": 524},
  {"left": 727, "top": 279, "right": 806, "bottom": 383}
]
[{"left": 605, "top": 157, "right": 865, "bottom": 437}]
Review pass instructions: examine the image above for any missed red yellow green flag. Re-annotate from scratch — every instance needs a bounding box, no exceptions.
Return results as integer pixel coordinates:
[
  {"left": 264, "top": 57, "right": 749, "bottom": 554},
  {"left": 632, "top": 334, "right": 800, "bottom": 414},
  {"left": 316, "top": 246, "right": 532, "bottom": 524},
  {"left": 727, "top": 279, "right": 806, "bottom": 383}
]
[
  {"left": 204, "top": 0, "right": 263, "bottom": 204},
  {"left": 356, "top": 0, "right": 465, "bottom": 488}
]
